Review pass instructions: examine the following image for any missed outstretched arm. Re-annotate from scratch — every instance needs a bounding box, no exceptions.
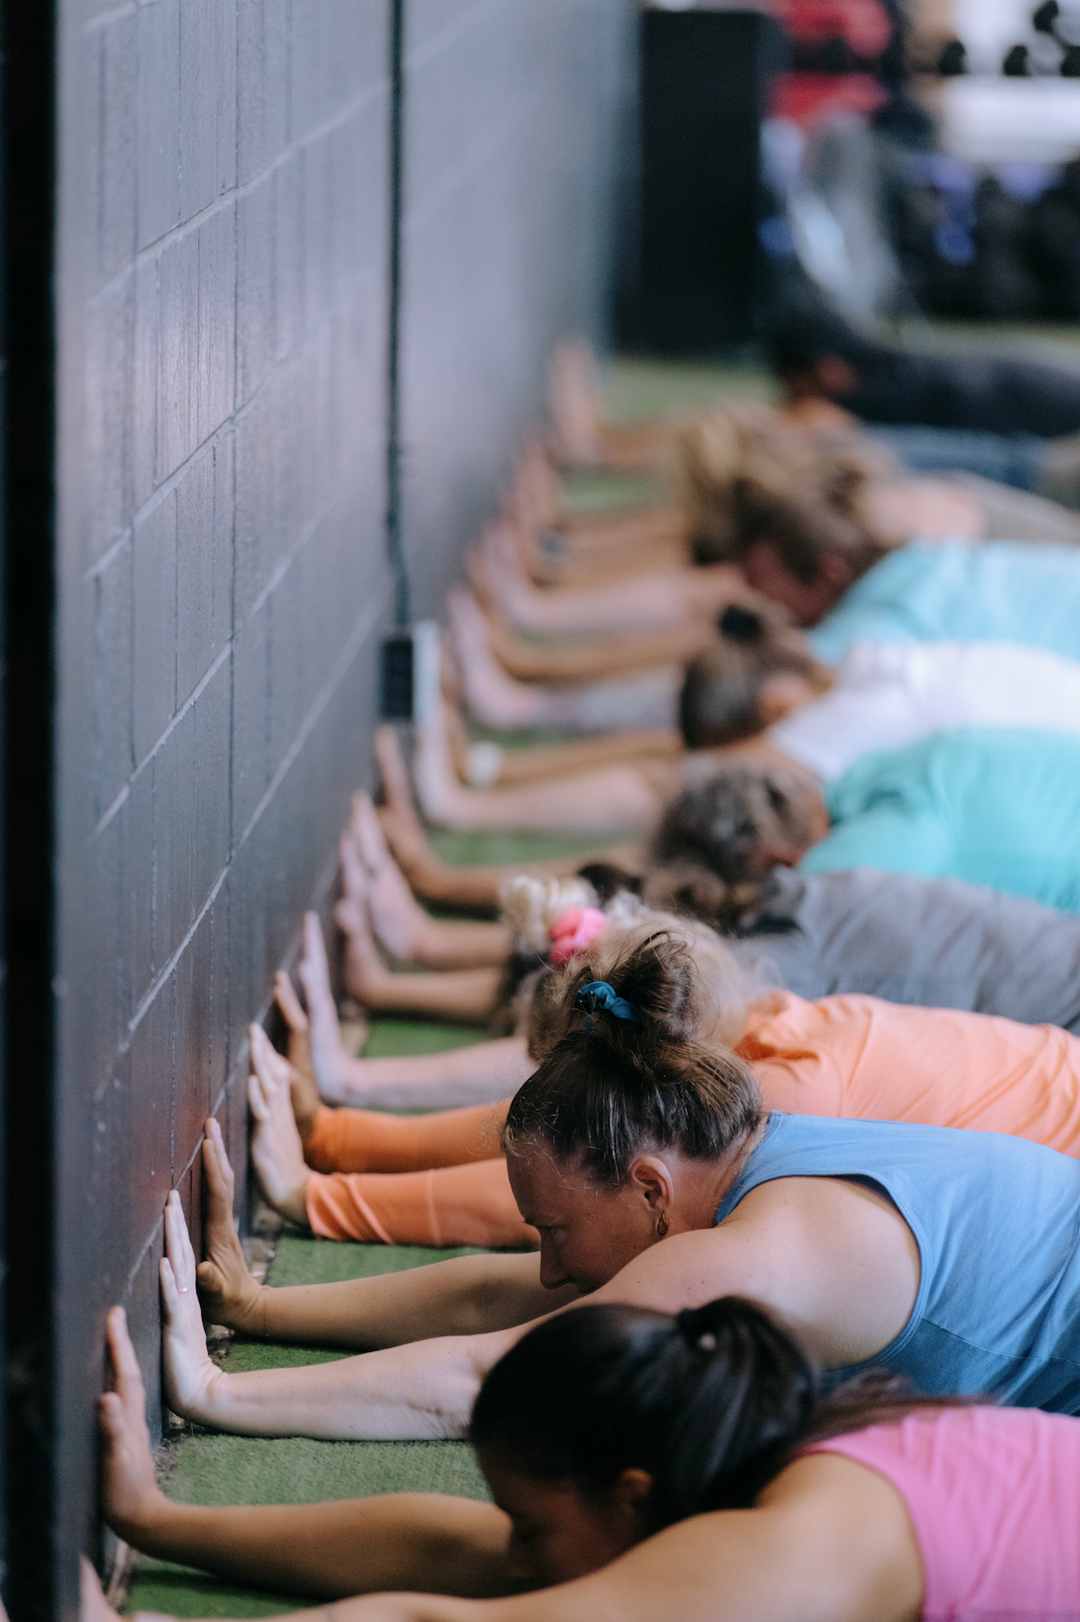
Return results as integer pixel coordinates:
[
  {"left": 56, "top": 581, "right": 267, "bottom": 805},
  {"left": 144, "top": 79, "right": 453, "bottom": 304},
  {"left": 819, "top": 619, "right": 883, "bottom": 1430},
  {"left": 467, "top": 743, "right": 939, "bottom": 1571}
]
[
  {"left": 194, "top": 1125, "right": 565, "bottom": 1347},
  {"left": 167, "top": 1186, "right": 536, "bottom": 1438},
  {"left": 373, "top": 727, "right": 642, "bottom": 912},
  {"left": 88, "top": 1460, "right": 920, "bottom": 1622},
  {"left": 99, "top": 1308, "right": 513, "bottom": 1599},
  {"left": 291, "top": 911, "right": 532, "bottom": 1109}
]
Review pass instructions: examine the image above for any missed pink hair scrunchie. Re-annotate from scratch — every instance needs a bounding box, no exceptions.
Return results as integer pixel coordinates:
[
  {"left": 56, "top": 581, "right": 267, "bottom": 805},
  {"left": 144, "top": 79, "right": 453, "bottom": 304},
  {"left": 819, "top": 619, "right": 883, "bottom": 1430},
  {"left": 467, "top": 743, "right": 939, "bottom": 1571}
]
[{"left": 548, "top": 905, "right": 608, "bottom": 966}]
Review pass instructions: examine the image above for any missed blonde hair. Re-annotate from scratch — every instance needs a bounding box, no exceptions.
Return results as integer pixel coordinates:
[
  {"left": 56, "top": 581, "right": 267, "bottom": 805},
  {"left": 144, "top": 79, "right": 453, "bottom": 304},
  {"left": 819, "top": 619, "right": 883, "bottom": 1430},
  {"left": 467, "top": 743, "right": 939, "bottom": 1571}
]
[
  {"left": 499, "top": 873, "right": 598, "bottom": 955},
  {"left": 525, "top": 898, "right": 750, "bottom": 1059},
  {"left": 670, "top": 404, "right": 900, "bottom": 577}
]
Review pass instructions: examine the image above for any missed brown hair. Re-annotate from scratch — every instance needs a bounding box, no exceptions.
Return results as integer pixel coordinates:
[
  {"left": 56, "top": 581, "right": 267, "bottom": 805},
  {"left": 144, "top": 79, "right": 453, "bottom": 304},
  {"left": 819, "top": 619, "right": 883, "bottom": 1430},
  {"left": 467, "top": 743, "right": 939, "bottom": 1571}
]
[
  {"left": 651, "top": 765, "right": 824, "bottom": 884},
  {"left": 638, "top": 863, "right": 770, "bottom": 934},
  {"left": 506, "top": 944, "right": 762, "bottom": 1187},
  {"left": 680, "top": 607, "right": 833, "bottom": 748}
]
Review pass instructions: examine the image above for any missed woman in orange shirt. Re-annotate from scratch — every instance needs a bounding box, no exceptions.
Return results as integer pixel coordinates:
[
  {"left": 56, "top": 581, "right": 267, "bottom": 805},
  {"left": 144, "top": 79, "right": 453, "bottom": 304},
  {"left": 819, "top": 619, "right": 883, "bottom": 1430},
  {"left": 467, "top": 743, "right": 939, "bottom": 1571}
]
[{"left": 248, "top": 907, "right": 1080, "bottom": 1250}]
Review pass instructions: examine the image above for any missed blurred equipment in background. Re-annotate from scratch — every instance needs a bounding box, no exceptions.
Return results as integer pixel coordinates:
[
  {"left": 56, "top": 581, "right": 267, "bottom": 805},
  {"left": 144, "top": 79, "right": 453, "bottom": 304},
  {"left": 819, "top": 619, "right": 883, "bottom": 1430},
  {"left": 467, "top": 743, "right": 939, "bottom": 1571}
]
[{"left": 624, "top": 3, "right": 787, "bottom": 352}]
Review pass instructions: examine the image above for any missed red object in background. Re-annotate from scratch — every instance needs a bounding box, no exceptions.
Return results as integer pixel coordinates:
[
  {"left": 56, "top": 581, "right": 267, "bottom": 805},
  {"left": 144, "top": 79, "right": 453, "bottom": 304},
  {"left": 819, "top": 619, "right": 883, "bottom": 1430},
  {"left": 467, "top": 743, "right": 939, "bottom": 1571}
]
[
  {"left": 772, "top": 70, "right": 889, "bottom": 128},
  {"left": 776, "top": 0, "right": 892, "bottom": 56}
]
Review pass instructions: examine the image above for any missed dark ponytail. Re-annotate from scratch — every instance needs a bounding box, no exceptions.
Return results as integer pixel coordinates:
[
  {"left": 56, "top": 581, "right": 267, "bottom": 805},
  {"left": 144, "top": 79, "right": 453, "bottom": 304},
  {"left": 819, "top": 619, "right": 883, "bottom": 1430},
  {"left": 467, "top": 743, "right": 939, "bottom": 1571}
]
[
  {"left": 471, "top": 1296, "right": 971, "bottom": 1526},
  {"left": 680, "top": 616, "right": 831, "bottom": 750}
]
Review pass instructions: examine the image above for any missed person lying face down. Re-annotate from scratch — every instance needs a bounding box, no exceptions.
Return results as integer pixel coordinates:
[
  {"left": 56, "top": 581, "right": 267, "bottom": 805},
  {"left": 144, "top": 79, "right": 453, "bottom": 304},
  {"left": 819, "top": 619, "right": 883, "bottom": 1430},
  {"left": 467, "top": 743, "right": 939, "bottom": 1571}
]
[
  {"left": 264, "top": 907, "right": 1080, "bottom": 1253},
  {"left": 90, "top": 1294, "right": 1080, "bottom": 1622},
  {"left": 677, "top": 407, "right": 1080, "bottom": 647},
  {"left": 768, "top": 304, "right": 1080, "bottom": 439},
  {"left": 655, "top": 727, "right": 1080, "bottom": 913},
  {"left": 680, "top": 605, "right": 1080, "bottom": 780},
  {"left": 635, "top": 863, "right": 1080, "bottom": 1035},
  {"left": 165, "top": 956, "right": 1080, "bottom": 1444}
]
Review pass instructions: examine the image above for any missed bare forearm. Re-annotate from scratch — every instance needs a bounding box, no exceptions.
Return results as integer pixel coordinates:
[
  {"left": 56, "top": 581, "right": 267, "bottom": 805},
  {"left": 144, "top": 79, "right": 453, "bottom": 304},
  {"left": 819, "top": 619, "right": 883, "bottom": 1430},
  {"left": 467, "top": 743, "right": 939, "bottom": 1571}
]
[
  {"left": 401, "top": 846, "right": 643, "bottom": 912},
  {"left": 488, "top": 619, "right": 711, "bottom": 684},
  {"left": 411, "top": 919, "right": 512, "bottom": 969},
  {"left": 119, "top": 1494, "right": 513, "bottom": 1602},
  {"left": 256, "top": 1251, "right": 563, "bottom": 1349},
  {"left": 190, "top": 1330, "right": 516, "bottom": 1440},
  {"left": 494, "top": 731, "right": 681, "bottom": 787},
  {"left": 360, "top": 968, "right": 503, "bottom": 1023},
  {"left": 331, "top": 1038, "right": 532, "bottom": 1110}
]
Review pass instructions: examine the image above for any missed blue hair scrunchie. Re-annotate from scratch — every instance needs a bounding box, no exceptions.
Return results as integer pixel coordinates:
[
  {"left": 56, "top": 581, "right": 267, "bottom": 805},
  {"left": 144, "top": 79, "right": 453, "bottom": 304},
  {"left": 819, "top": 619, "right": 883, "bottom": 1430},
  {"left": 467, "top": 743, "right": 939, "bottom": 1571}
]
[{"left": 577, "top": 980, "right": 641, "bottom": 1029}]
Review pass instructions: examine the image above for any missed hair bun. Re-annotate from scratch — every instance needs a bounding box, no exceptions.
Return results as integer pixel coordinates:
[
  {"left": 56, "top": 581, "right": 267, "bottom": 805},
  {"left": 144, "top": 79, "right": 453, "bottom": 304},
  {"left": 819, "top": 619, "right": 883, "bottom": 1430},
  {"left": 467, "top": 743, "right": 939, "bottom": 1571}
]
[{"left": 718, "top": 605, "right": 764, "bottom": 643}]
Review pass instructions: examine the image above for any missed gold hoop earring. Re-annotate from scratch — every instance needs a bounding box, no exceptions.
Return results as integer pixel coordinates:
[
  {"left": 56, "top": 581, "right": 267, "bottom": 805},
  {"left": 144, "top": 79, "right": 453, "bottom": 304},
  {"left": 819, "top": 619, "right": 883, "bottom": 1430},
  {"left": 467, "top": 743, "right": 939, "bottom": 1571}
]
[{"left": 656, "top": 1211, "right": 669, "bottom": 1237}]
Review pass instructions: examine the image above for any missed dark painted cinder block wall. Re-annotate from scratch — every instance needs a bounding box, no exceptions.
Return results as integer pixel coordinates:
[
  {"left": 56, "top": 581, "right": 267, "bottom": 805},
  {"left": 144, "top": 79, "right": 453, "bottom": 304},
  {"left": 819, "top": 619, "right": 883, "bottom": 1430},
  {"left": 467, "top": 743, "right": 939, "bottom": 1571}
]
[{"left": 34, "top": 0, "right": 632, "bottom": 1611}]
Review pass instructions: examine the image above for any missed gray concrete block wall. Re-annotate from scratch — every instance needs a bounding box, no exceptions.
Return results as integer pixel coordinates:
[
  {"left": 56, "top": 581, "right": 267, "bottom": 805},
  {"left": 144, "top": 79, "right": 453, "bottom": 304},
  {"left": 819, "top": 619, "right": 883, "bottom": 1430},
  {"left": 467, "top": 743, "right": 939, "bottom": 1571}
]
[
  {"left": 52, "top": 1, "right": 633, "bottom": 1563},
  {"left": 66, "top": 0, "right": 393, "bottom": 1413}
]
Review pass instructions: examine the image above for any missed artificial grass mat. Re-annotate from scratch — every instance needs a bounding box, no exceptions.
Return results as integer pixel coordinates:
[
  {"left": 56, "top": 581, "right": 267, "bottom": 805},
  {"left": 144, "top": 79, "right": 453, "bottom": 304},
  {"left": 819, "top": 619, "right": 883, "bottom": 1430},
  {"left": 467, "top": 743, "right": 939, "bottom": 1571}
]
[
  {"left": 123, "top": 355, "right": 768, "bottom": 1616},
  {"left": 125, "top": 1228, "right": 493, "bottom": 1617}
]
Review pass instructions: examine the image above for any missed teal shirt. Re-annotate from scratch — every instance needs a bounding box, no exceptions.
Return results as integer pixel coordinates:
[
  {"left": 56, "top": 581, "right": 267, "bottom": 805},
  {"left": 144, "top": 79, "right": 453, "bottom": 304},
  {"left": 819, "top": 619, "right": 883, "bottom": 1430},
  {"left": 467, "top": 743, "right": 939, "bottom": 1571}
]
[
  {"left": 809, "top": 541, "right": 1080, "bottom": 664},
  {"left": 799, "top": 729, "right": 1080, "bottom": 912}
]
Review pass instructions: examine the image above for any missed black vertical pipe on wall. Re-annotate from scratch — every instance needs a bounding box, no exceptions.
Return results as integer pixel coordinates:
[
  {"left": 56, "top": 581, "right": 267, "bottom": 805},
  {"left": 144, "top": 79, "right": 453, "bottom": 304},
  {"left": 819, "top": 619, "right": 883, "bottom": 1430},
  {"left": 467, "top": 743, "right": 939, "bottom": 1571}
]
[{"left": 1, "top": 0, "right": 60, "bottom": 1616}]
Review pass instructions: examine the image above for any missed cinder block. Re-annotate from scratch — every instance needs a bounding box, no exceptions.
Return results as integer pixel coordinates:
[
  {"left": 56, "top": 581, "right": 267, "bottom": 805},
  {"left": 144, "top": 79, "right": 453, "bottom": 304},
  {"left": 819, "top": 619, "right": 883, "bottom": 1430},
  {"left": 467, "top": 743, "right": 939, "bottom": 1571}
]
[
  {"left": 82, "top": 809, "right": 127, "bottom": 1095},
  {"left": 95, "top": 11, "right": 139, "bottom": 288},
  {"left": 274, "top": 150, "right": 306, "bottom": 361},
  {"left": 155, "top": 228, "right": 199, "bottom": 479},
  {"left": 195, "top": 202, "right": 238, "bottom": 439},
  {"left": 89, "top": 541, "right": 135, "bottom": 824},
  {"left": 123, "top": 763, "right": 156, "bottom": 1013},
  {"left": 133, "top": 255, "right": 159, "bottom": 506},
  {"left": 85, "top": 273, "right": 134, "bottom": 568},
  {"left": 172, "top": 907, "right": 215, "bottom": 1169},
  {"left": 127, "top": 976, "right": 177, "bottom": 1242},
  {"left": 178, "top": 0, "right": 238, "bottom": 221},
  {"left": 136, "top": 0, "right": 182, "bottom": 250},
  {"left": 206, "top": 885, "right": 233, "bottom": 1101},
  {"left": 237, "top": 0, "right": 290, "bottom": 186},
  {"left": 229, "top": 600, "right": 271, "bottom": 848},
  {"left": 190, "top": 657, "right": 232, "bottom": 910},
  {"left": 175, "top": 435, "right": 234, "bottom": 707},
  {"left": 236, "top": 175, "right": 277, "bottom": 406},
  {"left": 132, "top": 491, "right": 178, "bottom": 766},
  {"left": 150, "top": 700, "right": 198, "bottom": 972}
]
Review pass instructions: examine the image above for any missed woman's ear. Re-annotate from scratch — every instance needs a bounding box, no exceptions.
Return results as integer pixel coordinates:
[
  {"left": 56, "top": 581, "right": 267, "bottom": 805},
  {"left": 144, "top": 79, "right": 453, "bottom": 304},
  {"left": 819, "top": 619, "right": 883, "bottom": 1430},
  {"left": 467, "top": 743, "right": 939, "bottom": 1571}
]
[
  {"left": 609, "top": 1468, "right": 654, "bottom": 1537},
  {"left": 626, "top": 1155, "right": 676, "bottom": 1219},
  {"left": 816, "top": 551, "right": 855, "bottom": 592},
  {"left": 757, "top": 672, "right": 812, "bottom": 726}
]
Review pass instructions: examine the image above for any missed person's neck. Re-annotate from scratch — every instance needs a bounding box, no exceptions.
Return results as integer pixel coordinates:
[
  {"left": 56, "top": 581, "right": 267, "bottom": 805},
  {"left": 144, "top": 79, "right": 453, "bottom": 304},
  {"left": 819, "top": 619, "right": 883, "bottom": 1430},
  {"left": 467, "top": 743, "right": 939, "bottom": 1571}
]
[{"left": 678, "top": 1121, "right": 768, "bottom": 1230}]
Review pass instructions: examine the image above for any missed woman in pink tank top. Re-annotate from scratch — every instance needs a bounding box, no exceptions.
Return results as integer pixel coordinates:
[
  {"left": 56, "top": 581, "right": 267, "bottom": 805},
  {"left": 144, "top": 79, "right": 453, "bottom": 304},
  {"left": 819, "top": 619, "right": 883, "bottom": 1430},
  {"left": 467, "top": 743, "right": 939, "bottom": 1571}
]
[{"left": 92, "top": 1294, "right": 1080, "bottom": 1622}]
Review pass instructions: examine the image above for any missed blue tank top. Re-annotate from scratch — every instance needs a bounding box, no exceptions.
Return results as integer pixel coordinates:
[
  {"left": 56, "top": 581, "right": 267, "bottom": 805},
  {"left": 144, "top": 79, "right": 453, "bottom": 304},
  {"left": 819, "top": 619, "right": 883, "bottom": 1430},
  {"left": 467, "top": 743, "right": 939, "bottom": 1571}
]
[{"left": 715, "top": 1115, "right": 1080, "bottom": 1411}]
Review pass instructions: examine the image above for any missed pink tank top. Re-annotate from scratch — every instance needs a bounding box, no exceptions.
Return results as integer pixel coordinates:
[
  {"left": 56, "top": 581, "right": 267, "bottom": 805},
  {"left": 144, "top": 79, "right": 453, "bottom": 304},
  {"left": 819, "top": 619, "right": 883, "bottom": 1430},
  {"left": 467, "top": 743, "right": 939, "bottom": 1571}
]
[{"left": 804, "top": 1407, "right": 1080, "bottom": 1619}]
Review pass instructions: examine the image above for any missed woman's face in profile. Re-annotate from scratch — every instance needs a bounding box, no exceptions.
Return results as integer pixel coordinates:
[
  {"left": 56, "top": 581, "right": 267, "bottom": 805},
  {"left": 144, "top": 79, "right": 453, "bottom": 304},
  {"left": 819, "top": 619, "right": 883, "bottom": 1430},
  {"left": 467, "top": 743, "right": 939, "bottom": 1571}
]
[
  {"left": 479, "top": 1448, "right": 650, "bottom": 1589},
  {"left": 740, "top": 540, "right": 850, "bottom": 627}
]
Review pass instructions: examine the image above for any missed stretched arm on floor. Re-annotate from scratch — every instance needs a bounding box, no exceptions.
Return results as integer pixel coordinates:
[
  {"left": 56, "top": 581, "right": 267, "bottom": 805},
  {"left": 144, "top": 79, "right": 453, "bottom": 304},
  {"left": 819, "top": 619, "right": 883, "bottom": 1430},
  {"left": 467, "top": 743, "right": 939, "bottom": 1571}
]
[
  {"left": 193, "top": 1127, "right": 564, "bottom": 1354},
  {"left": 288, "top": 911, "right": 532, "bottom": 1109},
  {"left": 373, "top": 728, "right": 643, "bottom": 911},
  {"left": 100, "top": 1308, "right": 514, "bottom": 1600}
]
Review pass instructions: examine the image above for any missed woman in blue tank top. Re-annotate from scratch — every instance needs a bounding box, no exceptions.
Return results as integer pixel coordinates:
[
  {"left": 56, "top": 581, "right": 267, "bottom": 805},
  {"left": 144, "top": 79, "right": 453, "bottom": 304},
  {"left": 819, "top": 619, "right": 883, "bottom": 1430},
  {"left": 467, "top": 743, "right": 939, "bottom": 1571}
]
[{"left": 156, "top": 948, "right": 1080, "bottom": 1445}]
